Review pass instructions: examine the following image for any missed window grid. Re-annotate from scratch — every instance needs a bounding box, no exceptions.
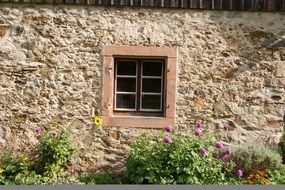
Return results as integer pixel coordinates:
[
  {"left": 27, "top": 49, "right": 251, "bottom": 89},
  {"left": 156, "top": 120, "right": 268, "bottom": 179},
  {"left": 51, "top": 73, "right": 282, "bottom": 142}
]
[
  {"left": 114, "top": 60, "right": 138, "bottom": 111},
  {"left": 140, "top": 60, "right": 164, "bottom": 112},
  {"left": 114, "top": 59, "right": 164, "bottom": 112}
]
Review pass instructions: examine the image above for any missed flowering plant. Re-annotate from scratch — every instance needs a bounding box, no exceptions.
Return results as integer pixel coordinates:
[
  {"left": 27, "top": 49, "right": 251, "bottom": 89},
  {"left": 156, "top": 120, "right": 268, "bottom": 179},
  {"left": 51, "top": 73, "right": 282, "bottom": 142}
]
[
  {"left": 0, "top": 126, "right": 77, "bottom": 185},
  {"left": 94, "top": 116, "right": 103, "bottom": 127},
  {"left": 35, "top": 127, "right": 74, "bottom": 178},
  {"left": 247, "top": 171, "right": 270, "bottom": 185},
  {"left": 126, "top": 124, "right": 233, "bottom": 184},
  {"left": 0, "top": 149, "right": 41, "bottom": 185}
]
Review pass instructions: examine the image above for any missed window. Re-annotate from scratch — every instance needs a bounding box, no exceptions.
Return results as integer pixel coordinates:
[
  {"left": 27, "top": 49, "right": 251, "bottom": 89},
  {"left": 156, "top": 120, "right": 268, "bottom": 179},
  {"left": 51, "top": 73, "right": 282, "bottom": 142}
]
[
  {"left": 102, "top": 46, "right": 177, "bottom": 128},
  {"left": 114, "top": 59, "right": 164, "bottom": 113}
]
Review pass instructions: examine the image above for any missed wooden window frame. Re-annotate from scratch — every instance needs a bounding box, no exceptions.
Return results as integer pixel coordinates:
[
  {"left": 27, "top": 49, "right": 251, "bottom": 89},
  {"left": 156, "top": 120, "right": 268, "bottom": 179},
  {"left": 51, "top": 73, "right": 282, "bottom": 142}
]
[
  {"left": 102, "top": 46, "right": 177, "bottom": 128},
  {"left": 114, "top": 58, "right": 165, "bottom": 113}
]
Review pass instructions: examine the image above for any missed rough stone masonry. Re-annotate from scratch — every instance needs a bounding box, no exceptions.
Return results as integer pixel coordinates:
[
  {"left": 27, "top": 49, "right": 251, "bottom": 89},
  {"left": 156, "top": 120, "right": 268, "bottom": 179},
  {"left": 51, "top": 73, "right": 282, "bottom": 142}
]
[{"left": 0, "top": 3, "right": 284, "bottom": 173}]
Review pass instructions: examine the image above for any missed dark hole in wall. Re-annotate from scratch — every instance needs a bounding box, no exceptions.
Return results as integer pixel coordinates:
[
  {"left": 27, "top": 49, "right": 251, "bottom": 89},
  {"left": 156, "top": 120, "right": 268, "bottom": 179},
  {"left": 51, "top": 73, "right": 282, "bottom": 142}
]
[{"left": 271, "top": 95, "right": 282, "bottom": 101}]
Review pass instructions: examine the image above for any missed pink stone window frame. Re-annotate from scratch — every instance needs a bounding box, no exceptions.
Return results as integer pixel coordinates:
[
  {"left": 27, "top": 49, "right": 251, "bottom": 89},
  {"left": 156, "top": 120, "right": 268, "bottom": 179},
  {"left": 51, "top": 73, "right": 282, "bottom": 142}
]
[{"left": 102, "top": 46, "right": 177, "bottom": 128}]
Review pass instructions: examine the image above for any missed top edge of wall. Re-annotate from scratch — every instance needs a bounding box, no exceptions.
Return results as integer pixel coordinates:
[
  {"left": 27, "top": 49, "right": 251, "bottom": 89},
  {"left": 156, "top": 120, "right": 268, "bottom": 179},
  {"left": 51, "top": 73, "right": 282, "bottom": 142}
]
[{"left": 0, "top": 0, "right": 285, "bottom": 12}]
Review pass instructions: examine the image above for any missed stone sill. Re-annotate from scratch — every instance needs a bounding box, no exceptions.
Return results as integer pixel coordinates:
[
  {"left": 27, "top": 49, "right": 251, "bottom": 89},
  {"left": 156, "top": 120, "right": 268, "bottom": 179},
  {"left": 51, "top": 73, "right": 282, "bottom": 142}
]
[{"left": 102, "top": 116, "right": 174, "bottom": 128}]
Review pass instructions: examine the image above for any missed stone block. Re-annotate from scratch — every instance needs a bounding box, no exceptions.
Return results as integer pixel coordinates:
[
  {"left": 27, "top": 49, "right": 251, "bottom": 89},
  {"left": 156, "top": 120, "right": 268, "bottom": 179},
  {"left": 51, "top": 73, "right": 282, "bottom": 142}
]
[{"left": 275, "top": 61, "right": 285, "bottom": 78}]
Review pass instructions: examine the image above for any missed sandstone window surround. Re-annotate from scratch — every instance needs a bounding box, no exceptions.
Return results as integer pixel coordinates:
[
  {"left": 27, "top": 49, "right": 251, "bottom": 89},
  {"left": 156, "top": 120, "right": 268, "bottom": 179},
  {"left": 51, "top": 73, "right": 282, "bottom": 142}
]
[{"left": 102, "top": 46, "right": 177, "bottom": 128}]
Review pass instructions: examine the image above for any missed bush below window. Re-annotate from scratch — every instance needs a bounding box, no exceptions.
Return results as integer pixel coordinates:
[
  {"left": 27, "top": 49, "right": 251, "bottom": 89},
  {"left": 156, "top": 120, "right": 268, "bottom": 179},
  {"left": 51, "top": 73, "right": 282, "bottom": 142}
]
[{"left": 126, "top": 125, "right": 239, "bottom": 184}]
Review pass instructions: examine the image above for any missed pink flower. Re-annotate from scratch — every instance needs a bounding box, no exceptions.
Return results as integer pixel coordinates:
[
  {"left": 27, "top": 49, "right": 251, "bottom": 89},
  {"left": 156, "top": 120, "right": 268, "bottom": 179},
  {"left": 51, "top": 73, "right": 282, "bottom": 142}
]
[
  {"left": 226, "top": 148, "right": 233, "bottom": 156},
  {"left": 35, "top": 127, "right": 42, "bottom": 135},
  {"left": 199, "top": 147, "right": 206, "bottom": 156},
  {"left": 164, "top": 125, "right": 173, "bottom": 133},
  {"left": 50, "top": 131, "right": 58, "bottom": 138},
  {"left": 163, "top": 136, "right": 172, "bottom": 144},
  {"left": 215, "top": 141, "right": 223, "bottom": 149},
  {"left": 219, "top": 152, "right": 227, "bottom": 160},
  {"left": 236, "top": 169, "right": 243, "bottom": 178},
  {"left": 194, "top": 129, "right": 202, "bottom": 136},
  {"left": 223, "top": 124, "right": 229, "bottom": 131}
]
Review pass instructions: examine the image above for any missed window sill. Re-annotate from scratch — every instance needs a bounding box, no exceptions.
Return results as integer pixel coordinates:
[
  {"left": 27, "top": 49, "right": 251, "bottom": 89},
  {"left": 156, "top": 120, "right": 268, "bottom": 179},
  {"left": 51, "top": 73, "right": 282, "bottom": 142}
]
[{"left": 102, "top": 115, "right": 174, "bottom": 128}]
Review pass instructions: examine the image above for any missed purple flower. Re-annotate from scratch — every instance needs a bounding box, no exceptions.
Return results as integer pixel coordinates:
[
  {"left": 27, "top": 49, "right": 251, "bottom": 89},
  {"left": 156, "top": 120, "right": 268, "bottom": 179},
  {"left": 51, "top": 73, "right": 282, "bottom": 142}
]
[
  {"left": 194, "top": 129, "right": 202, "bottom": 136},
  {"left": 199, "top": 147, "right": 206, "bottom": 156},
  {"left": 236, "top": 169, "right": 243, "bottom": 178},
  {"left": 226, "top": 148, "right": 233, "bottom": 156},
  {"left": 163, "top": 136, "right": 172, "bottom": 144},
  {"left": 35, "top": 127, "right": 42, "bottom": 135},
  {"left": 196, "top": 122, "right": 204, "bottom": 129},
  {"left": 219, "top": 152, "right": 227, "bottom": 160},
  {"left": 50, "top": 131, "right": 58, "bottom": 138},
  {"left": 223, "top": 124, "right": 229, "bottom": 131},
  {"left": 215, "top": 141, "right": 224, "bottom": 149},
  {"left": 164, "top": 125, "right": 173, "bottom": 133}
]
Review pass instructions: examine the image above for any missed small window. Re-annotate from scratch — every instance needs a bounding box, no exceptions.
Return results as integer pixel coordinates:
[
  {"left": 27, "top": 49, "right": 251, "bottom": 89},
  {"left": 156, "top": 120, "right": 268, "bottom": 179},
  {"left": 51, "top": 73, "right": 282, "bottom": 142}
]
[
  {"left": 114, "top": 59, "right": 164, "bottom": 113},
  {"left": 102, "top": 46, "right": 177, "bottom": 128}
]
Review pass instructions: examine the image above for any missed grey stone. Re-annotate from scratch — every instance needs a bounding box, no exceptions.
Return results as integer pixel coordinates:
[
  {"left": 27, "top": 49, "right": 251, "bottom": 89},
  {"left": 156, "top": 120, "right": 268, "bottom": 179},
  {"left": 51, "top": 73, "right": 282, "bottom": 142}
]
[
  {"left": 209, "top": 12, "right": 224, "bottom": 20},
  {"left": 272, "top": 39, "right": 285, "bottom": 47},
  {"left": 261, "top": 39, "right": 276, "bottom": 47},
  {"left": 261, "top": 39, "right": 285, "bottom": 47},
  {"left": 227, "top": 12, "right": 243, "bottom": 19},
  {"left": 239, "top": 50, "right": 261, "bottom": 59}
]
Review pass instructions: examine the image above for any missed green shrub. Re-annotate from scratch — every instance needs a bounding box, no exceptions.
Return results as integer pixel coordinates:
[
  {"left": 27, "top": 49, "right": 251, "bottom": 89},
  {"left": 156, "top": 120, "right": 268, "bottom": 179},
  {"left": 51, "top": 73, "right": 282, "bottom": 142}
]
[
  {"left": 0, "top": 150, "right": 42, "bottom": 185},
  {"left": 78, "top": 172, "right": 124, "bottom": 184},
  {"left": 35, "top": 128, "right": 74, "bottom": 177},
  {"left": 267, "top": 165, "right": 285, "bottom": 184},
  {"left": 230, "top": 145, "right": 282, "bottom": 176},
  {"left": 126, "top": 125, "right": 234, "bottom": 184},
  {"left": 0, "top": 126, "right": 77, "bottom": 185},
  {"left": 39, "top": 170, "right": 80, "bottom": 185}
]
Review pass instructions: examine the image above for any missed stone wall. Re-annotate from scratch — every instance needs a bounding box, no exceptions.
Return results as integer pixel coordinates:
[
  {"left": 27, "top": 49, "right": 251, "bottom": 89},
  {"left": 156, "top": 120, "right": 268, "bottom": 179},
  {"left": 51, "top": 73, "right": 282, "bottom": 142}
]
[{"left": 0, "top": 3, "right": 284, "bottom": 173}]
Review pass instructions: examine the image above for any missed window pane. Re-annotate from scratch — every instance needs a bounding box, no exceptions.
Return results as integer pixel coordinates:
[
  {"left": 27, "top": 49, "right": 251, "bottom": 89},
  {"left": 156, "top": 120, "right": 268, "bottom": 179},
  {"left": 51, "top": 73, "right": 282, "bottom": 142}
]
[
  {"left": 142, "top": 61, "right": 163, "bottom": 76},
  {"left": 141, "top": 95, "right": 161, "bottom": 110},
  {"left": 142, "top": 79, "right": 161, "bottom": 93},
  {"left": 117, "top": 78, "right": 136, "bottom": 92},
  {"left": 116, "top": 94, "right": 136, "bottom": 109},
  {"left": 117, "top": 61, "right": 137, "bottom": 76}
]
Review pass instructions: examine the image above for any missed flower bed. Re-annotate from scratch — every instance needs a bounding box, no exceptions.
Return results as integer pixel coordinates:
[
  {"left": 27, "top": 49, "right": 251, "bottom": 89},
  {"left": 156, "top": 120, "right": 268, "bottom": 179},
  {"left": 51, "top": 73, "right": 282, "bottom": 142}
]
[{"left": 0, "top": 120, "right": 285, "bottom": 185}]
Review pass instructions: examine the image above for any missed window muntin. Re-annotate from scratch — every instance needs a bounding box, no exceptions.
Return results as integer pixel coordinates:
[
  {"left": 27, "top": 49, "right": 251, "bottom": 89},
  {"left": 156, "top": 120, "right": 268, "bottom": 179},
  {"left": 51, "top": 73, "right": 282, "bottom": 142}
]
[{"left": 114, "top": 59, "right": 164, "bottom": 112}]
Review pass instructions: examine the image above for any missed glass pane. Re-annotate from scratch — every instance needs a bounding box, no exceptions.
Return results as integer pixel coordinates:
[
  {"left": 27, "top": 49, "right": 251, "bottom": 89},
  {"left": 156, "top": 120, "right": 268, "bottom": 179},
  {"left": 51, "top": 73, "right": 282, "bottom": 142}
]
[
  {"left": 116, "top": 94, "right": 136, "bottom": 109},
  {"left": 142, "top": 61, "right": 163, "bottom": 76},
  {"left": 142, "top": 95, "right": 161, "bottom": 110},
  {"left": 117, "top": 78, "right": 136, "bottom": 92},
  {"left": 117, "top": 60, "right": 137, "bottom": 76},
  {"left": 142, "top": 79, "right": 161, "bottom": 93}
]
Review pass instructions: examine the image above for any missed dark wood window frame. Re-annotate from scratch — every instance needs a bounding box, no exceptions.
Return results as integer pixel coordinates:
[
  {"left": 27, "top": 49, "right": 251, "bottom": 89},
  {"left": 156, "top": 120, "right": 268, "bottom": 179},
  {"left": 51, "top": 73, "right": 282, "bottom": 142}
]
[{"left": 114, "top": 58, "right": 165, "bottom": 117}]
